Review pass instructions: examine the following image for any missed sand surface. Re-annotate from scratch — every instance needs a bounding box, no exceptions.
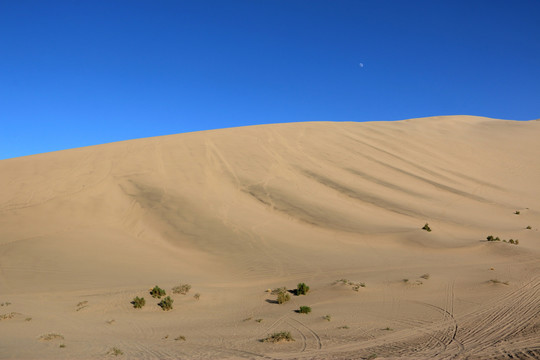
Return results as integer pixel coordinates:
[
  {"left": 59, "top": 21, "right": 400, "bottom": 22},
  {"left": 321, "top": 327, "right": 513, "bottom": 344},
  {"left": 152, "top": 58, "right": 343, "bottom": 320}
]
[{"left": 1, "top": 116, "right": 539, "bottom": 359}]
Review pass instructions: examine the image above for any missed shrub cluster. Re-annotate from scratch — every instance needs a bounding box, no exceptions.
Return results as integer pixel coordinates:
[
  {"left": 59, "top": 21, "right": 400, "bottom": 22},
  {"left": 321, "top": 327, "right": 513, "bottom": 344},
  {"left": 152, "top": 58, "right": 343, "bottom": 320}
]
[
  {"left": 262, "top": 331, "right": 294, "bottom": 343},
  {"left": 486, "top": 235, "right": 519, "bottom": 245},
  {"left": 172, "top": 284, "right": 191, "bottom": 295}
]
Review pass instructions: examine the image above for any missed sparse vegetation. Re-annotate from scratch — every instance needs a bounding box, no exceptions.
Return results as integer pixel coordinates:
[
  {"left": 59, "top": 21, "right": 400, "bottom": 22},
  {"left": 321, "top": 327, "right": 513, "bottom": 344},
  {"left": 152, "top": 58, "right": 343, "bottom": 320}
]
[
  {"left": 172, "top": 284, "right": 191, "bottom": 295},
  {"left": 334, "top": 279, "right": 366, "bottom": 291},
  {"left": 59, "top": 344, "right": 66, "bottom": 348},
  {"left": 420, "top": 273, "right": 430, "bottom": 280},
  {"left": 255, "top": 318, "right": 263, "bottom": 323},
  {"left": 106, "top": 319, "right": 116, "bottom": 324},
  {"left": 150, "top": 286, "right": 166, "bottom": 299},
  {"left": 402, "top": 279, "right": 409, "bottom": 283},
  {"left": 486, "top": 235, "right": 518, "bottom": 245},
  {"left": 262, "top": 331, "right": 294, "bottom": 343},
  {"left": 298, "top": 306, "right": 312, "bottom": 314},
  {"left": 514, "top": 210, "right": 520, "bottom": 215},
  {"left": 107, "top": 347, "right": 123, "bottom": 356},
  {"left": 158, "top": 296, "right": 174, "bottom": 311},
  {"left": 76, "top": 301, "right": 88, "bottom": 311},
  {"left": 296, "top": 283, "right": 310, "bottom": 295},
  {"left": 383, "top": 327, "right": 393, "bottom": 331},
  {"left": 323, "top": 314, "right": 332, "bottom": 321},
  {"left": 175, "top": 335, "right": 186, "bottom": 341},
  {"left": 0, "top": 312, "right": 16, "bottom": 321},
  {"left": 490, "top": 279, "right": 509, "bottom": 285},
  {"left": 422, "top": 223, "right": 431, "bottom": 232},
  {"left": 274, "top": 287, "right": 290, "bottom": 304},
  {"left": 194, "top": 293, "right": 201, "bottom": 300},
  {"left": 131, "top": 296, "right": 146, "bottom": 309},
  {"left": 526, "top": 225, "right": 532, "bottom": 229},
  {"left": 367, "top": 354, "right": 378, "bottom": 360},
  {"left": 25, "top": 317, "right": 32, "bottom": 322},
  {"left": 39, "top": 333, "right": 64, "bottom": 341},
  {"left": 338, "top": 325, "right": 349, "bottom": 329},
  {"left": 0, "top": 302, "right": 11, "bottom": 306}
]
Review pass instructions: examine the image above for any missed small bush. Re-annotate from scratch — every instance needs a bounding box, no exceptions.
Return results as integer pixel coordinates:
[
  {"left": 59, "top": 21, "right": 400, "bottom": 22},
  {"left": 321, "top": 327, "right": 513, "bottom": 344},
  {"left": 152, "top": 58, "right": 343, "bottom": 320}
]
[
  {"left": 298, "top": 306, "right": 311, "bottom": 314},
  {"left": 514, "top": 210, "right": 520, "bottom": 215},
  {"left": 59, "top": 344, "right": 66, "bottom": 348},
  {"left": 323, "top": 314, "right": 331, "bottom": 321},
  {"left": 422, "top": 223, "right": 431, "bottom": 232},
  {"left": 486, "top": 235, "right": 501, "bottom": 242},
  {"left": 255, "top": 318, "right": 263, "bottom": 323},
  {"left": 175, "top": 335, "right": 186, "bottom": 341},
  {"left": 193, "top": 293, "right": 200, "bottom": 300},
  {"left": 262, "top": 331, "right": 294, "bottom": 343},
  {"left": 296, "top": 283, "right": 310, "bottom": 295},
  {"left": 526, "top": 226, "right": 532, "bottom": 229},
  {"left": 158, "top": 296, "right": 174, "bottom": 311},
  {"left": 271, "top": 287, "right": 287, "bottom": 295},
  {"left": 107, "top": 347, "right": 123, "bottom": 356},
  {"left": 277, "top": 291, "right": 290, "bottom": 304},
  {"left": 131, "top": 296, "right": 145, "bottom": 309},
  {"left": 172, "top": 284, "right": 191, "bottom": 295},
  {"left": 150, "top": 286, "right": 166, "bottom": 299},
  {"left": 420, "top": 273, "right": 430, "bottom": 280}
]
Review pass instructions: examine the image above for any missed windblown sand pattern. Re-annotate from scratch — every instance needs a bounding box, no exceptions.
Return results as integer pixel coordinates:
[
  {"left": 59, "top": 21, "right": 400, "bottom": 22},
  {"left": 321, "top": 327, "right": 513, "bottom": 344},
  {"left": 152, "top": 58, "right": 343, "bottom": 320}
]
[{"left": 1, "top": 116, "right": 539, "bottom": 359}]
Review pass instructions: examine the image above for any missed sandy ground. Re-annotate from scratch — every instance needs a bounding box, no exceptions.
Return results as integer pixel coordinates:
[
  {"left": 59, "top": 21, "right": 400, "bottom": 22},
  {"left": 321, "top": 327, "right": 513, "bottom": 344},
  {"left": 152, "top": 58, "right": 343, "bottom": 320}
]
[{"left": 1, "top": 115, "right": 539, "bottom": 359}]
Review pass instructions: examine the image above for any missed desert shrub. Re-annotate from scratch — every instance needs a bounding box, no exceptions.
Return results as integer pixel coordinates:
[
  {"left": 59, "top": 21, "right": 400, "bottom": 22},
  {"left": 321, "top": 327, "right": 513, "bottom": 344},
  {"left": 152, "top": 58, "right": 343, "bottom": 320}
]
[
  {"left": 422, "top": 223, "right": 431, "bottom": 232},
  {"left": 486, "top": 235, "right": 501, "bottom": 242},
  {"left": 255, "top": 318, "right": 263, "bottom": 323},
  {"left": 59, "top": 344, "right": 66, "bottom": 348},
  {"left": 131, "top": 296, "right": 145, "bottom": 309},
  {"left": 175, "top": 335, "right": 186, "bottom": 341},
  {"left": 296, "top": 283, "right": 310, "bottom": 295},
  {"left": 107, "top": 347, "right": 123, "bottom": 356},
  {"left": 193, "top": 293, "right": 200, "bottom": 300},
  {"left": 158, "top": 296, "right": 174, "bottom": 311},
  {"left": 514, "top": 210, "right": 520, "bottom": 215},
  {"left": 323, "top": 314, "right": 331, "bottom": 321},
  {"left": 526, "top": 225, "right": 532, "bottom": 229},
  {"left": 172, "top": 284, "right": 191, "bottom": 295},
  {"left": 420, "top": 273, "right": 430, "bottom": 280},
  {"left": 271, "top": 287, "right": 287, "bottom": 295},
  {"left": 262, "top": 331, "right": 294, "bottom": 343},
  {"left": 298, "top": 306, "right": 311, "bottom": 314},
  {"left": 150, "top": 286, "right": 166, "bottom": 299},
  {"left": 277, "top": 291, "right": 290, "bottom": 304}
]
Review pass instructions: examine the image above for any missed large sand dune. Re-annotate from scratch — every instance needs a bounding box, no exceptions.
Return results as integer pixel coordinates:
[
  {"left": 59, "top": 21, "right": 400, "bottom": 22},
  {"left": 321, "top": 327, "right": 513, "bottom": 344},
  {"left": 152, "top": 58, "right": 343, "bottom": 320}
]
[{"left": 1, "top": 116, "right": 539, "bottom": 359}]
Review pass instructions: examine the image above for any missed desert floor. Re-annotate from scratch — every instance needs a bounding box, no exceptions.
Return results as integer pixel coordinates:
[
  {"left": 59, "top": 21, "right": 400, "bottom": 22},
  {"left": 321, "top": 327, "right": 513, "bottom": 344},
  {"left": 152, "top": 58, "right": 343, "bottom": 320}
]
[{"left": 1, "top": 116, "right": 539, "bottom": 359}]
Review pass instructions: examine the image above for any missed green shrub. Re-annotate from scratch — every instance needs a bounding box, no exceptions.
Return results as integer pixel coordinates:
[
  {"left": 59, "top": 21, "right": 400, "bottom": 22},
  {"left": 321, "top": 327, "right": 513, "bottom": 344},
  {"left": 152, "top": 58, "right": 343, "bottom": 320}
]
[
  {"left": 262, "top": 331, "right": 294, "bottom": 343},
  {"left": 296, "top": 283, "right": 310, "bottom": 295},
  {"left": 150, "top": 286, "right": 166, "bottom": 299},
  {"left": 193, "top": 293, "right": 200, "bottom": 300},
  {"left": 277, "top": 291, "right": 290, "bottom": 304},
  {"left": 172, "top": 284, "right": 191, "bottom": 295},
  {"left": 298, "top": 306, "right": 311, "bottom": 314},
  {"left": 526, "top": 225, "right": 532, "bottom": 229},
  {"left": 422, "top": 223, "right": 431, "bottom": 232},
  {"left": 323, "top": 314, "right": 331, "bottom": 321},
  {"left": 514, "top": 210, "right": 520, "bottom": 215},
  {"left": 158, "top": 296, "right": 174, "bottom": 311},
  {"left": 486, "top": 235, "right": 501, "bottom": 242},
  {"left": 131, "top": 296, "right": 145, "bottom": 309}
]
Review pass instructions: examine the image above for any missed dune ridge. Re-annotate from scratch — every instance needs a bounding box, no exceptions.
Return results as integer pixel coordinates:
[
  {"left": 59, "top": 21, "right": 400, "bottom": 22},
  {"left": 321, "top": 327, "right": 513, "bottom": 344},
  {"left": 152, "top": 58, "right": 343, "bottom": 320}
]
[{"left": 1, "top": 116, "right": 539, "bottom": 359}]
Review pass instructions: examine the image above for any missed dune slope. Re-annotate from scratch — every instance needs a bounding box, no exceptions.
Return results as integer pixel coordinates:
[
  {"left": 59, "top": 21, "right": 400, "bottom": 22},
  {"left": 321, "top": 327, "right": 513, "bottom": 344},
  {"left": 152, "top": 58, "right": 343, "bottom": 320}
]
[{"left": 1, "top": 116, "right": 540, "bottom": 359}]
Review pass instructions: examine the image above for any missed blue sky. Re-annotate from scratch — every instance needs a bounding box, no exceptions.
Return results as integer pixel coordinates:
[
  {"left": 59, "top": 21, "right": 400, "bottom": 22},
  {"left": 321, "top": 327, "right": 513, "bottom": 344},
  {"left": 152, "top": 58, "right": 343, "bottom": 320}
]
[{"left": 1, "top": 1, "right": 539, "bottom": 160}]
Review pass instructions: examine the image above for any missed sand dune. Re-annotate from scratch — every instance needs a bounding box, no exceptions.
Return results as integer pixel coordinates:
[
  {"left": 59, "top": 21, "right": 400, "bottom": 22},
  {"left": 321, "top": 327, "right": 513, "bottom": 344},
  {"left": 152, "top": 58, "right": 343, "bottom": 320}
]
[{"left": 1, "top": 116, "right": 539, "bottom": 359}]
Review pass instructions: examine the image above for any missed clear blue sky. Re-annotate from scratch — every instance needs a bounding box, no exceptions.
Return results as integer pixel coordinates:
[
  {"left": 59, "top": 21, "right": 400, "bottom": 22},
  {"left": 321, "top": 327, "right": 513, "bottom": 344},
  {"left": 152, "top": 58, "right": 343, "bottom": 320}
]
[{"left": 1, "top": 1, "right": 539, "bottom": 160}]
